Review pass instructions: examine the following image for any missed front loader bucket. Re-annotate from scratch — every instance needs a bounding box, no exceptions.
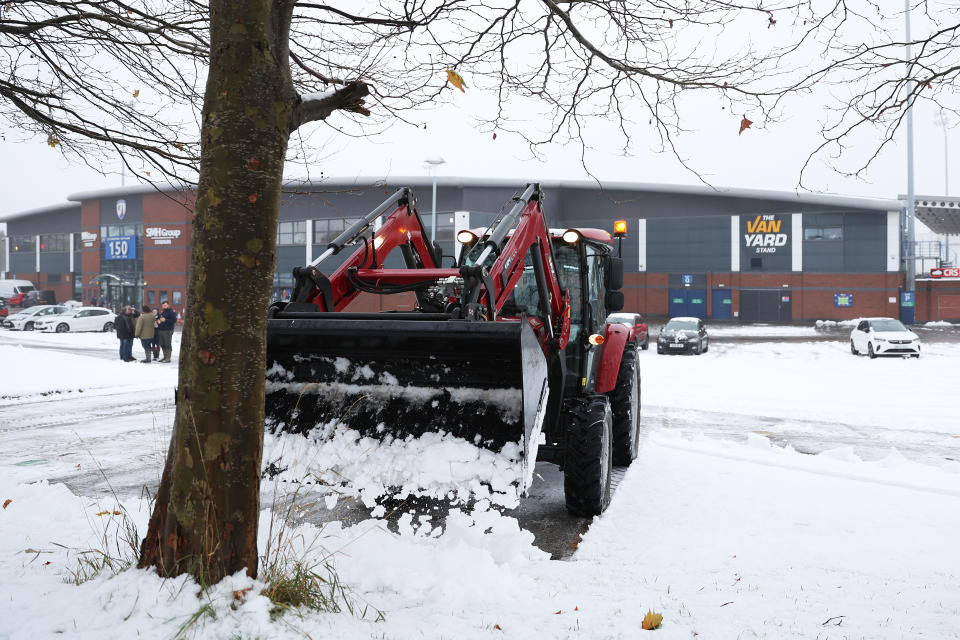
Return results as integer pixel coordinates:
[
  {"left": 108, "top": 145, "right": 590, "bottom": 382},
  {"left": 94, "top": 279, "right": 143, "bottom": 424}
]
[{"left": 265, "top": 315, "right": 550, "bottom": 483}]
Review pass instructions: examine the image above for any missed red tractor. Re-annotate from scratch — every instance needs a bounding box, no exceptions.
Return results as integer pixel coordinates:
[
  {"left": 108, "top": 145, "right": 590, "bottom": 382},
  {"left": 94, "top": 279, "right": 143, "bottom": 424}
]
[{"left": 265, "top": 184, "right": 641, "bottom": 515}]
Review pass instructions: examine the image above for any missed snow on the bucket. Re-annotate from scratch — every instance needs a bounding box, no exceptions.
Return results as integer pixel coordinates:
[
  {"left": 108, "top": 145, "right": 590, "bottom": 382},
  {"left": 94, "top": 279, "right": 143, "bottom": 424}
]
[{"left": 264, "top": 426, "right": 525, "bottom": 508}]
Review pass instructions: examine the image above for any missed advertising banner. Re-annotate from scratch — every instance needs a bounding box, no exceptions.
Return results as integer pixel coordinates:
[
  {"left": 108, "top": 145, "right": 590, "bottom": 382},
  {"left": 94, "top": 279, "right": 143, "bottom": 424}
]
[{"left": 104, "top": 236, "right": 137, "bottom": 260}]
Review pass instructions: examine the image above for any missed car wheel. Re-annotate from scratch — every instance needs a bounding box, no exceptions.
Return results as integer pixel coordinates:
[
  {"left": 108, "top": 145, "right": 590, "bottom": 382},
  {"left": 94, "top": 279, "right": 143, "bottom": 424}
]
[
  {"left": 867, "top": 343, "right": 876, "bottom": 359},
  {"left": 703, "top": 340, "right": 709, "bottom": 353},
  {"left": 24, "top": 321, "right": 34, "bottom": 331},
  {"left": 641, "top": 338, "right": 649, "bottom": 351},
  {"left": 850, "top": 340, "right": 858, "bottom": 355},
  {"left": 55, "top": 323, "right": 69, "bottom": 333},
  {"left": 657, "top": 345, "right": 664, "bottom": 354},
  {"left": 103, "top": 322, "right": 114, "bottom": 332},
  {"left": 693, "top": 341, "right": 701, "bottom": 355},
  {"left": 912, "top": 353, "right": 920, "bottom": 359}
]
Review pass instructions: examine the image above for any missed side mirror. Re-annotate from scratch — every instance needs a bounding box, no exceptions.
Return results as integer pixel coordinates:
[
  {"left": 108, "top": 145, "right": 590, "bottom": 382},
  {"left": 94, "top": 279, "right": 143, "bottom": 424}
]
[
  {"left": 605, "top": 290, "right": 624, "bottom": 312},
  {"left": 605, "top": 257, "right": 624, "bottom": 290}
]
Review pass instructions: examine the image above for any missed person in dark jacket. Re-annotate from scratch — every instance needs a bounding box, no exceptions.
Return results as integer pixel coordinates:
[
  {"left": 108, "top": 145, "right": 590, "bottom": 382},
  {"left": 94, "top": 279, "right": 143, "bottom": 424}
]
[
  {"left": 115, "top": 306, "right": 136, "bottom": 362},
  {"left": 155, "top": 300, "right": 178, "bottom": 363},
  {"left": 135, "top": 305, "right": 157, "bottom": 362}
]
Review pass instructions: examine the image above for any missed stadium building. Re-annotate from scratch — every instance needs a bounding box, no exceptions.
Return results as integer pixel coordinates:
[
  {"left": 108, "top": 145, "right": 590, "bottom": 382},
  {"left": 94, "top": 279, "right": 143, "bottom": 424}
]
[{"left": 2, "top": 178, "right": 958, "bottom": 322}]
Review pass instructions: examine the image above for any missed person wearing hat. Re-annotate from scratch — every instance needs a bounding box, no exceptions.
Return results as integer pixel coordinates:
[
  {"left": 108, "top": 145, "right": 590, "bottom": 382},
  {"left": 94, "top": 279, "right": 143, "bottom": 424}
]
[
  {"left": 115, "top": 306, "right": 136, "bottom": 362},
  {"left": 135, "top": 305, "right": 157, "bottom": 362}
]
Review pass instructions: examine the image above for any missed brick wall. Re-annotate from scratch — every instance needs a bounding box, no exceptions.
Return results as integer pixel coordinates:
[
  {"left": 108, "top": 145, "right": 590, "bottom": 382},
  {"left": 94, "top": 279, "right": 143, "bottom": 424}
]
[{"left": 623, "top": 271, "right": 906, "bottom": 321}]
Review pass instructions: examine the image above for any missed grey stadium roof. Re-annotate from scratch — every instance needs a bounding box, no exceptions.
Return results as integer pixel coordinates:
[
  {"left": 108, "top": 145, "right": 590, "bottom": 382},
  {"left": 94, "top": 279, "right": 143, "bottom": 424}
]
[
  {"left": 1, "top": 177, "right": 905, "bottom": 223},
  {"left": 906, "top": 195, "right": 960, "bottom": 235}
]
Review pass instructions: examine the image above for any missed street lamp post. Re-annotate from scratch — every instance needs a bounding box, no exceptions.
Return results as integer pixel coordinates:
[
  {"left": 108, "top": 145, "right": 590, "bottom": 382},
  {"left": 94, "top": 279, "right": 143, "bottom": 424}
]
[
  {"left": 935, "top": 109, "right": 951, "bottom": 263},
  {"left": 904, "top": 0, "right": 916, "bottom": 294},
  {"left": 423, "top": 156, "right": 446, "bottom": 243}
]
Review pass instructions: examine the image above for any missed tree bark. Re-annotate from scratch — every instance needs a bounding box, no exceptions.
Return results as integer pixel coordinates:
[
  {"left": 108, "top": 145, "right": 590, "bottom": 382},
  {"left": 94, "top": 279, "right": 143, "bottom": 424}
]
[{"left": 138, "top": 0, "right": 297, "bottom": 581}]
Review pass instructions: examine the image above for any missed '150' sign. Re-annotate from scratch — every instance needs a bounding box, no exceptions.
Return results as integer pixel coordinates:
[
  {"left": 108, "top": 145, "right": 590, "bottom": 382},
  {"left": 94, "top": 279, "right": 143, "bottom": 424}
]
[
  {"left": 104, "top": 236, "right": 137, "bottom": 260},
  {"left": 744, "top": 215, "right": 788, "bottom": 254}
]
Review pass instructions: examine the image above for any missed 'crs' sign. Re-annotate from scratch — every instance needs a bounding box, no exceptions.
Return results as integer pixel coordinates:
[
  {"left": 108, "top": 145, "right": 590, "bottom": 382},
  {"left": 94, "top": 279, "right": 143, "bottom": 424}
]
[{"left": 744, "top": 215, "right": 788, "bottom": 254}]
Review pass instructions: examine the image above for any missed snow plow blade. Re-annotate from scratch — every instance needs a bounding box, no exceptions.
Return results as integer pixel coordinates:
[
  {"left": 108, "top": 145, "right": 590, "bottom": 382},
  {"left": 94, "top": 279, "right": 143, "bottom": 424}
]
[{"left": 265, "top": 314, "right": 550, "bottom": 468}]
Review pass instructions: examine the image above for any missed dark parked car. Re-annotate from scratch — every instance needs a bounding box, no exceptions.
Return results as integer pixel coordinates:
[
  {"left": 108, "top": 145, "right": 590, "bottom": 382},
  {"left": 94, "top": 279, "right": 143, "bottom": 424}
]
[
  {"left": 22, "top": 289, "right": 57, "bottom": 308},
  {"left": 607, "top": 312, "right": 649, "bottom": 350},
  {"left": 657, "top": 317, "right": 709, "bottom": 355}
]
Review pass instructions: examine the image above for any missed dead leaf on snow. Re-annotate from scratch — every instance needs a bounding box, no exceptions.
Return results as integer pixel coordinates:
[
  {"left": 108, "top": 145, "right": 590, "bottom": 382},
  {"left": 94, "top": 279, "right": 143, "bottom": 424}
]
[{"left": 642, "top": 609, "right": 663, "bottom": 630}]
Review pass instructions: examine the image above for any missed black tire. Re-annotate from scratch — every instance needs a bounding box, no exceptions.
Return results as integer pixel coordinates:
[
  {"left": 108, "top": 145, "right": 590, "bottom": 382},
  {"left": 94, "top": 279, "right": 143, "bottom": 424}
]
[
  {"left": 103, "top": 322, "right": 114, "bottom": 332},
  {"left": 657, "top": 344, "right": 664, "bottom": 354},
  {"left": 640, "top": 337, "right": 649, "bottom": 351},
  {"left": 563, "top": 395, "right": 613, "bottom": 517},
  {"left": 24, "top": 322, "right": 34, "bottom": 331},
  {"left": 703, "top": 340, "right": 709, "bottom": 353},
  {"left": 55, "top": 323, "right": 69, "bottom": 333},
  {"left": 868, "top": 343, "right": 876, "bottom": 359},
  {"left": 693, "top": 340, "right": 701, "bottom": 355},
  {"left": 850, "top": 340, "right": 858, "bottom": 355},
  {"left": 608, "top": 344, "right": 641, "bottom": 466}
]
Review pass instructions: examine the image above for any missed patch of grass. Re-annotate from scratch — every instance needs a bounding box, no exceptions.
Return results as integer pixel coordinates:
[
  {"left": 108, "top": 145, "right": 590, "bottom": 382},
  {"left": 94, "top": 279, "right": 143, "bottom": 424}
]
[
  {"left": 173, "top": 601, "right": 217, "bottom": 639},
  {"left": 260, "top": 487, "right": 383, "bottom": 622},
  {"left": 62, "top": 503, "right": 141, "bottom": 585}
]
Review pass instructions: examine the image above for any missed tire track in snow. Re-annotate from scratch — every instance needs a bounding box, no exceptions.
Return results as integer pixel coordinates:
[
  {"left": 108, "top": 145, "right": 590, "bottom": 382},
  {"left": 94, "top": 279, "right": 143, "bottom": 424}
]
[{"left": 644, "top": 404, "right": 960, "bottom": 466}]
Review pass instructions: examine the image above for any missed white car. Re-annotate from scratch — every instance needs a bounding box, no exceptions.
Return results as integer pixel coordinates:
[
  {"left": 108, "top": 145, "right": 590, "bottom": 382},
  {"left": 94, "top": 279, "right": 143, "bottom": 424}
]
[
  {"left": 33, "top": 307, "right": 116, "bottom": 333},
  {"left": 1, "top": 305, "right": 71, "bottom": 331},
  {"left": 850, "top": 317, "right": 920, "bottom": 359}
]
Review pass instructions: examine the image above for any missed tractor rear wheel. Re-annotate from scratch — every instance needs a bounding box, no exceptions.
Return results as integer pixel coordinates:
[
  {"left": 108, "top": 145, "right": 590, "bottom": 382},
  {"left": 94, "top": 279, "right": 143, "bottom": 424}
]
[
  {"left": 609, "top": 343, "right": 641, "bottom": 466},
  {"left": 563, "top": 395, "right": 613, "bottom": 517}
]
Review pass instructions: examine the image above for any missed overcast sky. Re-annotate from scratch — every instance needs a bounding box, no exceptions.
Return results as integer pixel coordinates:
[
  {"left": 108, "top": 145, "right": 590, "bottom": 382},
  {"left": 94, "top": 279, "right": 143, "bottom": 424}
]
[{"left": 1, "top": 8, "right": 957, "bottom": 236}]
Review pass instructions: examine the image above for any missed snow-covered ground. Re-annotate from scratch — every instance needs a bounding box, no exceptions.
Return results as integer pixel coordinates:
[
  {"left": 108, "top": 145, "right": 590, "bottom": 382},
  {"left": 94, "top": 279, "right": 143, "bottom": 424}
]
[{"left": 1, "top": 329, "right": 958, "bottom": 639}]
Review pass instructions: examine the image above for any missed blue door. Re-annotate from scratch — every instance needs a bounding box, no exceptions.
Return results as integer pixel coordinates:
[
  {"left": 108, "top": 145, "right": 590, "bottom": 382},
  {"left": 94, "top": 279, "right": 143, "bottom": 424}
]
[
  {"left": 712, "top": 289, "right": 732, "bottom": 319},
  {"left": 668, "top": 289, "right": 688, "bottom": 317},
  {"left": 687, "top": 290, "right": 707, "bottom": 319},
  {"left": 668, "top": 289, "right": 707, "bottom": 319}
]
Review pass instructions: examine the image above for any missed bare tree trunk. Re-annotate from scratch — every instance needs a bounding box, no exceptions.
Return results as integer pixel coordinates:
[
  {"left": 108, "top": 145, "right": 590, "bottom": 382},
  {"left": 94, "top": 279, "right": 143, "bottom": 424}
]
[{"left": 139, "top": 0, "right": 297, "bottom": 582}]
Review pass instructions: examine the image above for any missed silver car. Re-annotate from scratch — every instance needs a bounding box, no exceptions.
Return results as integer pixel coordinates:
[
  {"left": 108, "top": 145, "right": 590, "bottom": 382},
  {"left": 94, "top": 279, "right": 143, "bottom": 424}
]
[{"left": 1, "top": 305, "right": 70, "bottom": 331}]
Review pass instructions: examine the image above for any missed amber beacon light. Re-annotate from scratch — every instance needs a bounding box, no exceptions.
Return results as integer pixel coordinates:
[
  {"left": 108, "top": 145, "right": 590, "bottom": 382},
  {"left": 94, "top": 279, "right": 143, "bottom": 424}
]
[{"left": 613, "top": 220, "right": 628, "bottom": 238}]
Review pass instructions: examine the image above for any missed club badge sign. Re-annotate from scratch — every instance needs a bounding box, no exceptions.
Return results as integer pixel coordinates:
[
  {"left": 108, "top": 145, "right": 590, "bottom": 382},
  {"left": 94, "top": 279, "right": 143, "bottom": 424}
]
[
  {"left": 116, "top": 199, "right": 126, "bottom": 220},
  {"left": 743, "top": 214, "right": 789, "bottom": 254}
]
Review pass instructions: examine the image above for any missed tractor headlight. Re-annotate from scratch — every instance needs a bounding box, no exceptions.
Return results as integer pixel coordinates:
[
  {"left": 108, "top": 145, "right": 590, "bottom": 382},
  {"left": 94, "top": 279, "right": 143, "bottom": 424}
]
[
  {"left": 562, "top": 229, "right": 581, "bottom": 244},
  {"left": 457, "top": 230, "right": 478, "bottom": 245}
]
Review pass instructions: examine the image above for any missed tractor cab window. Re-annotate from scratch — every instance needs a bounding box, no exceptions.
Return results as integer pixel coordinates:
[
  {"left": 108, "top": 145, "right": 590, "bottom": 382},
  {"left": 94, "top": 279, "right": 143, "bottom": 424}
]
[
  {"left": 501, "top": 249, "right": 544, "bottom": 319},
  {"left": 585, "top": 246, "right": 607, "bottom": 334},
  {"left": 553, "top": 242, "right": 586, "bottom": 390}
]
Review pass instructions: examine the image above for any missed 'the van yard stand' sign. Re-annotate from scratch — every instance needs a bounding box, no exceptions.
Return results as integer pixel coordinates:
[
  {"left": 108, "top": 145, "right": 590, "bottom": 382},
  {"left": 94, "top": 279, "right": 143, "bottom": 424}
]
[{"left": 743, "top": 214, "right": 789, "bottom": 254}]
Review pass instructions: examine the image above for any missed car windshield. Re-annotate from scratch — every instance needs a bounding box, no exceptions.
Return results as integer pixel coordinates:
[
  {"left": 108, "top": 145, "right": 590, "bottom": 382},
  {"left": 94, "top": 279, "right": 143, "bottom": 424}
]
[
  {"left": 665, "top": 319, "right": 698, "bottom": 331},
  {"left": 607, "top": 314, "right": 634, "bottom": 325},
  {"left": 872, "top": 319, "right": 907, "bottom": 332}
]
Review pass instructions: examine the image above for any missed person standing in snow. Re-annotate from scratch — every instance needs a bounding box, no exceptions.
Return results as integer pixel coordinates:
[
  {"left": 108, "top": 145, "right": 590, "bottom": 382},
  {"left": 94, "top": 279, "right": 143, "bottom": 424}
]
[
  {"left": 155, "top": 300, "right": 177, "bottom": 363},
  {"left": 135, "top": 305, "right": 156, "bottom": 363},
  {"left": 115, "top": 306, "right": 136, "bottom": 362}
]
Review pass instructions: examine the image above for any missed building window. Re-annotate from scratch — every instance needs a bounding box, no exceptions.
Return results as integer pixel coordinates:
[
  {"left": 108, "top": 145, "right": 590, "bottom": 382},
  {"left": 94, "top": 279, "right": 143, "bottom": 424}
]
[
  {"left": 148, "top": 290, "right": 156, "bottom": 306},
  {"left": 159, "top": 290, "right": 168, "bottom": 305},
  {"left": 750, "top": 257, "right": 763, "bottom": 270},
  {"left": 314, "top": 218, "right": 360, "bottom": 246},
  {"left": 172, "top": 291, "right": 182, "bottom": 306},
  {"left": 11, "top": 236, "right": 35, "bottom": 252},
  {"left": 277, "top": 221, "right": 306, "bottom": 245},
  {"left": 46, "top": 273, "right": 62, "bottom": 282},
  {"left": 40, "top": 234, "right": 69, "bottom": 252},
  {"left": 804, "top": 225, "right": 843, "bottom": 241}
]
